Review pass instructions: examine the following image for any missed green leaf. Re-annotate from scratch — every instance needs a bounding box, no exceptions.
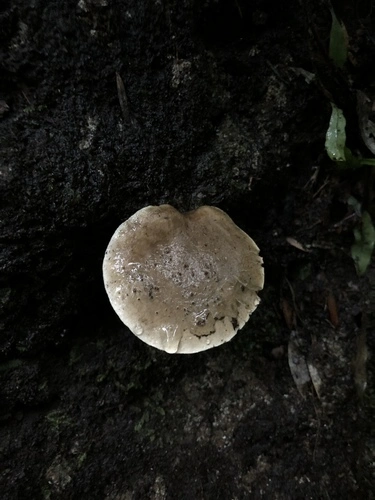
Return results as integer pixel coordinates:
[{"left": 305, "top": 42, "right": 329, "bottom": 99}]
[
  {"left": 343, "top": 147, "right": 364, "bottom": 169},
  {"left": 359, "top": 158, "right": 375, "bottom": 167},
  {"left": 325, "top": 104, "right": 375, "bottom": 169},
  {"left": 347, "top": 196, "right": 362, "bottom": 216},
  {"left": 351, "top": 211, "right": 375, "bottom": 275},
  {"left": 325, "top": 104, "right": 347, "bottom": 161},
  {"left": 329, "top": 8, "right": 348, "bottom": 69}
]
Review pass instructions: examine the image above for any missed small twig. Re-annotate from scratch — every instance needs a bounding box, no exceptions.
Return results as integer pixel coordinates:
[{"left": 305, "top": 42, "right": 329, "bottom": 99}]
[
  {"left": 266, "top": 60, "right": 289, "bottom": 85},
  {"left": 21, "top": 90, "right": 31, "bottom": 105},
  {"left": 313, "top": 177, "right": 330, "bottom": 199},
  {"left": 234, "top": 0, "right": 243, "bottom": 18},
  {"left": 332, "top": 212, "right": 356, "bottom": 228},
  {"left": 116, "top": 72, "right": 131, "bottom": 123},
  {"left": 285, "top": 277, "right": 305, "bottom": 326}
]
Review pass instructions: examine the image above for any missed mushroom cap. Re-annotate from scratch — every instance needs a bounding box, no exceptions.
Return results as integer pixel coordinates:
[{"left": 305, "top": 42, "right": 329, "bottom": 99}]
[{"left": 103, "top": 205, "right": 264, "bottom": 354}]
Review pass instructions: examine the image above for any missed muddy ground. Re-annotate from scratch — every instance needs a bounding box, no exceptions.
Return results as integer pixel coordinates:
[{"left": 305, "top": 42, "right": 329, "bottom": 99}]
[{"left": 1, "top": 0, "right": 374, "bottom": 498}]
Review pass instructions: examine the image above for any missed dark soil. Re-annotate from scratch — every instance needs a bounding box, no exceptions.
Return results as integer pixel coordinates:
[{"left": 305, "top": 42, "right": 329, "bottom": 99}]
[{"left": 1, "top": 0, "right": 374, "bottom": 498}]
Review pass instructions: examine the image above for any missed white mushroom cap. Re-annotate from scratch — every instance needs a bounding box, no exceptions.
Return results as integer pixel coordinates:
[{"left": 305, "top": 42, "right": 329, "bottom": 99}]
[{"left": 103, "top": 205, "right": 264, "bottom": 354}]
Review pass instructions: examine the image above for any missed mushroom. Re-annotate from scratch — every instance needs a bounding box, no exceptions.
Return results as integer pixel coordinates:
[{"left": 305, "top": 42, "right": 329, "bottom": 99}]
[{"left": 103, "top": 205, "right": 264, "bottom": 354}]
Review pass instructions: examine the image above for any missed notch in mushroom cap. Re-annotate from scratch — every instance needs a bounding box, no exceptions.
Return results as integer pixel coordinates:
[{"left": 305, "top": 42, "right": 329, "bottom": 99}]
[{"left": 103, "top": 205, "right": 264, "bottom": 354}]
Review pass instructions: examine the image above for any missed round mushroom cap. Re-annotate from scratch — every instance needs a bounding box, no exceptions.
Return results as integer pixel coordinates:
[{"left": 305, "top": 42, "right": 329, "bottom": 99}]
[{"left": 103, "top": 205, "right": 264, "bottom": 354}]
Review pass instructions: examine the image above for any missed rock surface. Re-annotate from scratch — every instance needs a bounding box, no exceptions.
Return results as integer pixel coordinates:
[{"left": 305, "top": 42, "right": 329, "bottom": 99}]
[{"left": 1, "top": 0, "right": 374, "bottom": 498}]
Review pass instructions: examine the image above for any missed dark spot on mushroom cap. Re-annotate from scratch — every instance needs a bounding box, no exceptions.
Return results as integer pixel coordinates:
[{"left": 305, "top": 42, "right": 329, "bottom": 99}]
[{"left": 231, "top": 317, "right": 239, "bottom": 329}]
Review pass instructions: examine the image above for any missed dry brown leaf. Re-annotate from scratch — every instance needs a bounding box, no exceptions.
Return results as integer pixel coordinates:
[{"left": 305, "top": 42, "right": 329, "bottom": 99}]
[
  {"left": 307, "top": 361, "right": 323, "bottom": 399},
  {"left": 286, "top": 237, "right": 310, "bottom": 252},
  {"left": 281, "top": 298, "right": 296, "bottom": 330},
  {"left": 327, "top": 292, "right": 339, "bottom": 327},
  {"left": 353, "top": 329, "right": 368, "bottom": 398}
]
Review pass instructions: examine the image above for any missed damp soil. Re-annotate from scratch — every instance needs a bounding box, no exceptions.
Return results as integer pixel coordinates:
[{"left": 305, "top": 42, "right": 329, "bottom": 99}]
[{"left": 1, "top": 0, "right": 374, "bottom": 498}]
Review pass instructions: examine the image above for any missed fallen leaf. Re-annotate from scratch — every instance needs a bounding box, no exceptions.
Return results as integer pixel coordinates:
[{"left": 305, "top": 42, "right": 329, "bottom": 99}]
[
  {"left": 281, "top": 298, "right": 296, "bottom": 330},
  {"left": 329, "top": 8, "right": 348, "bottom": 69},
  {"left": 286, "top": 237, "right": 310, "bottom": 252},
  {"left": 307, "top": 361, "right": 323, "bottom": 399},
  {"left": 353, "top": 329, "right": 368, "bottom": 398},
  {"left": 327, "top": 292, "right": 339, "bottom": 327},
  {"left": 288, "top": 331, "right": 311, "bottom": 397},
  {"left": 357, "top": 90, "right": 375, "bottom": 155},
  {"left": 351, "top": 211, "right": 375, "bottom": 275}
]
